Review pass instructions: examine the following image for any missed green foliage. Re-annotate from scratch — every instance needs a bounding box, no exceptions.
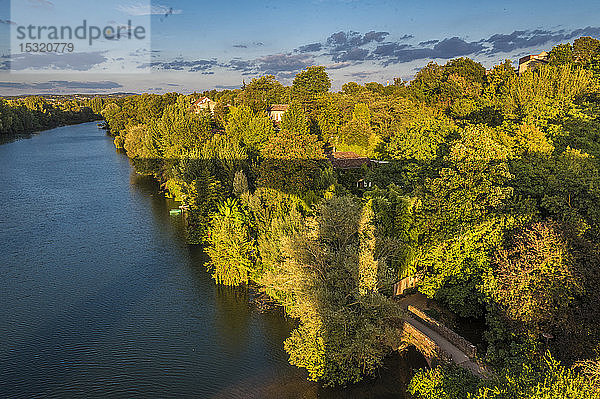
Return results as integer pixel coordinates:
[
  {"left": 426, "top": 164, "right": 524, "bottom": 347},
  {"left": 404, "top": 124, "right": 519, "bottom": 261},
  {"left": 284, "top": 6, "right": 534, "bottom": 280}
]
[
  {"left": 365, "top": 185, "right": 422, "bottom": 278},
  {"left": 490, "top": 221, "right": 582, "bottom": 335},
  {"left": 102, "top": 93, "right": 178, "bottom": 137},
  {"left": 341, "top": 82, "right": 364, "bottom": 95},
  {"left": 225, "top": 105, "right": 277, "bottom": 153},
  {"left": 338, "top": 102, "right": 378, "bottom": 155},
  {"left": 280, "top": 102, "right": 310, "bottom": 136},
  {"left": 410, "top": 58, "right": 485, "bottom": 105},
  {"left": 237, "top": 75, "right": 287, "bottom": 112},
  {"left": 408, "top": 365, "right": 480, "bottom": 398},
  {"left": 502, "top": 64, "right": 593, "bottom": 122},
  {"left": 225, "top": 105, "right": 254, "bottom": 141},
  {"left": 409, "top": 353, "right": 600, "bottom": 399},
  {"left": 411, "top": 62, "right": 445, "bottom": 102},
  {"left": 183, "top": 169, "right": 225, "bottom": 243},
  {"left": 548, "top": 43, "right": 574, "bottom": 65},
  {"left": 421, "top": 126, "right": 513, "bottom": 236},
  {"left": 265, "top": 197, "right": 402, "bottom": 386},
  {"left": 258, "top": 128, "right": 329, "bottom": 195},
  {"left": 206, "top": 198, "right": 257, "bottom": 286},
  {"left": 292, "top": 66, "right": 332, "bottom": 100},
  {"left": 0, "top": 96, "right": 98, "bottom": 135},
  {"left": 314, "top": 96, "right": 342, "bottom": 141},
  {"left": 510, "top": 147, "right": 600, "bottom": 241},
  {"left": 445, "top": 57, "right": 487, "bottom": 85},
  {"left": 419, "top": 220, "right": 505, "bottom": 317},
  {"left": 232, "top": 170, "right": 249, "bottom": 197},
  {"left": 244, "top": 187, "right": 305, "bottom": 287},
  {"left": 152, "top": 96, "right": 213, "bottom": 158},
  {"left": 573, "top": 36, "right": 600, "bottom": 65},
  {"left": 123, "top": 124, "right": 156, "bottom": 158},
  {"left": 383, "top": 111, "right": 454, "bottom": 161},
  {"left": 485, "top": 221, "right": 600, "bottom": 365}
]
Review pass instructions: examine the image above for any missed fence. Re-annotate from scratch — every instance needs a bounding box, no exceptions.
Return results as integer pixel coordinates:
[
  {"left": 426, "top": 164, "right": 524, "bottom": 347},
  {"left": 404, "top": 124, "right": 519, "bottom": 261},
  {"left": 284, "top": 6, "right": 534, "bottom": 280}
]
[{"left": 407, "top": 305, "right": 478, "bottom": 359}]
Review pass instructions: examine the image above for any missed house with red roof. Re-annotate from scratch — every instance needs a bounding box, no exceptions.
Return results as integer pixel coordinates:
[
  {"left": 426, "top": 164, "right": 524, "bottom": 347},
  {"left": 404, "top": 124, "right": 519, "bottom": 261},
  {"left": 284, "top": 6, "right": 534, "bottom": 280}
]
[
  {"left": 193, "top": 97, "right": 216, "bottom": 114},
  {"left": 518, "top": 51, "right": 549, "bottom": 75},
  {"left": 267, "top": 104, "right": 289, "bottom": 122}
]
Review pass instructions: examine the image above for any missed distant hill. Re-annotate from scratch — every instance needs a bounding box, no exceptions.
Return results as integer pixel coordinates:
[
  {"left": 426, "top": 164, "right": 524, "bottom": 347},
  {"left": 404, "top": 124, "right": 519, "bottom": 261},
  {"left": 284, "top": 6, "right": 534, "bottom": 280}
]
[{"left": 0, "top": 93, "right": 139, "bottom": 100}]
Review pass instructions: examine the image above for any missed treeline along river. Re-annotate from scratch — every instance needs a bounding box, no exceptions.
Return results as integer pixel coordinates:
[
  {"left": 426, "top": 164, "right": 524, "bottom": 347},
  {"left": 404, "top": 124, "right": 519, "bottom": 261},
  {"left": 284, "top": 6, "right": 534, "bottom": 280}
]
[{"left": 0, "top": 122, "right": 426, "bottom": 398}]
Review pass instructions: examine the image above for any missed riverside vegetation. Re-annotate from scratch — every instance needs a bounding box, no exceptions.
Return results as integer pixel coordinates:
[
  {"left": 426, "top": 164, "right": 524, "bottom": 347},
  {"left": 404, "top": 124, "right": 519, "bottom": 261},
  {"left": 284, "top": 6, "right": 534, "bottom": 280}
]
[
  {"left": 89, "top": 36, "right": 600, "bottom": 396},
  {"left": 0, "top": 96, "right": 103, "bottom": 135}
]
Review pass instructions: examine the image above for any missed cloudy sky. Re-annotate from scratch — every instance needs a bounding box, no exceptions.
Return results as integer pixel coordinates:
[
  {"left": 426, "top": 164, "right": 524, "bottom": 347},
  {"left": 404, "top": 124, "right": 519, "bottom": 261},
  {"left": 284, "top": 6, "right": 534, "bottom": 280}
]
[{"left": 1, "top": 0, "right": 600, "bottom": 95}]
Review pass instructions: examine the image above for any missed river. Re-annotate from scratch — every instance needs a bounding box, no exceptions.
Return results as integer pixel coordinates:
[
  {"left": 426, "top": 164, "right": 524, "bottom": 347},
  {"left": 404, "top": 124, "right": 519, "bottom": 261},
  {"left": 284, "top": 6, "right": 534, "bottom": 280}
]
[{"left": 0, "top": 122, "right": 426, "bottom": 398}]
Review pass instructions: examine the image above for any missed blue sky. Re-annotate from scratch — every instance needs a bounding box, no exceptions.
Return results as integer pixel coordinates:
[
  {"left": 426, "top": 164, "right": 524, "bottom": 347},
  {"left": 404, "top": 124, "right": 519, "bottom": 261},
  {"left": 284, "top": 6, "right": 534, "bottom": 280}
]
[{"left": 1, "top": 0, "right": 600, "bottom": 95}]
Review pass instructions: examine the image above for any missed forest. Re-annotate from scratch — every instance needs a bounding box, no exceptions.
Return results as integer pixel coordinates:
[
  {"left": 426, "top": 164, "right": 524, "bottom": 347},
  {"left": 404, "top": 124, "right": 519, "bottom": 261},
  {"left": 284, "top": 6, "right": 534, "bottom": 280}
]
[
  {"left": 0, "top": 96, "right": 102, "bottom": 136},
  {"left": 97, "top": 36, "right": 600, "bottom": 397}
]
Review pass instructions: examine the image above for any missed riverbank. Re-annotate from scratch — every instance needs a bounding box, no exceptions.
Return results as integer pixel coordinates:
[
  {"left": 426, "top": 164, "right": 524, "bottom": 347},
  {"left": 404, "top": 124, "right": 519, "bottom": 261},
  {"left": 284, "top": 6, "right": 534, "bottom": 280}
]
[{"left": 0, "top": 118, "right": 103, "bottom": 145}]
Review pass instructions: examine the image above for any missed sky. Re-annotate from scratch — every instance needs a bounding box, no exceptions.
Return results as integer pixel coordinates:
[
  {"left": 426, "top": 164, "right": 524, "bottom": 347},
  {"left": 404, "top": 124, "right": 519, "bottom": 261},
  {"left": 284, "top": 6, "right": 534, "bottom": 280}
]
[{"left": 1, "top": 0, "right": 600, "bottom": 95}]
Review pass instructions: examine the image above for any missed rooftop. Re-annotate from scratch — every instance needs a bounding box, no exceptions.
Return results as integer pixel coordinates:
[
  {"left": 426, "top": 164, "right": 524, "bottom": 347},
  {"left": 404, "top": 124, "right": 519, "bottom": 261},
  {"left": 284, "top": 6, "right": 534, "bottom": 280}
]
[
  {"left": 193, "top": 97, "right": 212, "bottom": 105},
  {"left": 268, "top": 104, "right": 289, "bottom": 112},
  {"left": 518, "top": 51, "right": 549, "bottom": 64},
  {"left": 329, "top": 151, "right": 371, "bottom": 169}
]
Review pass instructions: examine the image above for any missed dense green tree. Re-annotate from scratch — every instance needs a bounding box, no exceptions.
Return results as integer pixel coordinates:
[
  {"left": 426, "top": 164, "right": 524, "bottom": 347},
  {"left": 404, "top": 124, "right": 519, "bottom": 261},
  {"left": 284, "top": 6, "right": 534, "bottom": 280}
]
[
  {"left": 264, "top": 197, "right": 402, "bottom": 386},
  {"left": 280, "top": 102, "right": 310, "bottom": 136},
  {"left": 292, "top": 66, "right": 332, "bottom": 100},
  {"left": 206, "top": 198, "right": 257, "bottom": 286},
  {"left": 548, "top": 43, "right": 575, "bottom": 65},
  {"left": 341, "top": 82, "right": 364, "bottom": 95},
  {"left": 573, "top": 36, "right": 600, "bottom": 64},
  {"left": 444, "top": 57, "right": 486, "bottom": 85},
  {"left": 410, "top": 62, "right": 445, "bottom": 103},
  {"left": 225, "top": 105, "right": 254, "bottom": 142},
  {"left": 237, "top": 75, "right": 287, "bottom": 112},
  {"left": 490, "top": 221, "right": 582, "bottom": 335},
  {"left": 409, "top": 354, "right": 600, "bottom": 399},
  {"left": 258, "top": 127, "right": 328, "bottom": 195},
  {"left": 502, "top": 64, "right": 593, "bottom": 122},
  {"left": 225, "top": 105, "right": 274, "bottom": 153},
  {"left": 339, "top": 102, "right": 376, "bottom": 154},
  {"left": 123, "top": 124, "right": 156, "bottom": 158},
  {"left": 0, "top": 96, "right": 98, "bottom": 136},
  {"left": 152, "top": 96, "right": 212, "bottom": 158}
]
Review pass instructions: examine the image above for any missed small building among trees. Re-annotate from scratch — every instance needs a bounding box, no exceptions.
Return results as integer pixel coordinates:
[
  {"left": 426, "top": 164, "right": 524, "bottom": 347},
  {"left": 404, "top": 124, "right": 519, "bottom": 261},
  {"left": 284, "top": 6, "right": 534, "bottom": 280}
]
[
  {"left": 193, "top": 97, "right": 216, "bottom": 114},
  {"left": 518, "top": 51, "right": 549, "bottom": 75},
  {"left": 267, "top": 104, "right": 289, "bottom": 122},
  {"left": 328, "top": 151, "right": 373, "bottom": 189},
  {"left": 328, "top": 151, "right": 371, "bottom": 169}
]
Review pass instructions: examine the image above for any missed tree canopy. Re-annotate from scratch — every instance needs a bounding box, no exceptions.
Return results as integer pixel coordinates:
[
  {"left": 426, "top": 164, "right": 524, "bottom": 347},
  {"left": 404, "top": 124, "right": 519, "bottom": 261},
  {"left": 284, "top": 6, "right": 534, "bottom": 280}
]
[{"left": 90, "top": 35, "right": 600, "bottom": 392}]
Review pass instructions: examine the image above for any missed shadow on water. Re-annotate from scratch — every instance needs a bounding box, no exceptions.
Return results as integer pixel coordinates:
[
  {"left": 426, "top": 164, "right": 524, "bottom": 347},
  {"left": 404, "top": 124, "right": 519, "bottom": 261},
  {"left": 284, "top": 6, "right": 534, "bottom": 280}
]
[
  {"left": 0, "top": 132, "right": 38, "bottom": 145},
  {"left": 210, "top": 347, "right": 429, "bottom": 399}
]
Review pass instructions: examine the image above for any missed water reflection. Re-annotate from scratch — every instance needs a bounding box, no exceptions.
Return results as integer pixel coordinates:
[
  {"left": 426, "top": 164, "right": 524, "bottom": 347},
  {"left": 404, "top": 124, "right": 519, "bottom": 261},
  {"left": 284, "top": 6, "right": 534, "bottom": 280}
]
[
  {"left": 210, "top": 348, "right": 428, "bottom": 399},
  {"left": 214, "top": 285, "right": 253, "bottom": 355}
]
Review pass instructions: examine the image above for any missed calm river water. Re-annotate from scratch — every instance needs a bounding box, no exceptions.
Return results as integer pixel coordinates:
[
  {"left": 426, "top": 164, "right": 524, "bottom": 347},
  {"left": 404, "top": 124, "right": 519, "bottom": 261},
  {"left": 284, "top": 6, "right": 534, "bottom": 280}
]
[{"left": 0, "top": 122, "right": 426, "bottom": 398}]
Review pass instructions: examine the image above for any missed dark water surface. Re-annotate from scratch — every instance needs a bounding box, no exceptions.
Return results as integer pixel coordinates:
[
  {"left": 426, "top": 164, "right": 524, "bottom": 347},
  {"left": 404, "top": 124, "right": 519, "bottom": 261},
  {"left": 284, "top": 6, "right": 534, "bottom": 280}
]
[{"left": 0, "top": 123, "right": 426, "bottom": 398}]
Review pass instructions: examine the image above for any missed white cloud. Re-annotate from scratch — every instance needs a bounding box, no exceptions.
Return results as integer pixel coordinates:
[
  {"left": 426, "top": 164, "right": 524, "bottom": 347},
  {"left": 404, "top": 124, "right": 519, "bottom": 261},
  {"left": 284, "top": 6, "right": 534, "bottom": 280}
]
[
  {"left": 117, "top": 3, "right": 182, "bottom": 17},
  {"left": 27, "top": 0, "right": 54, "bottom": 8}
]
